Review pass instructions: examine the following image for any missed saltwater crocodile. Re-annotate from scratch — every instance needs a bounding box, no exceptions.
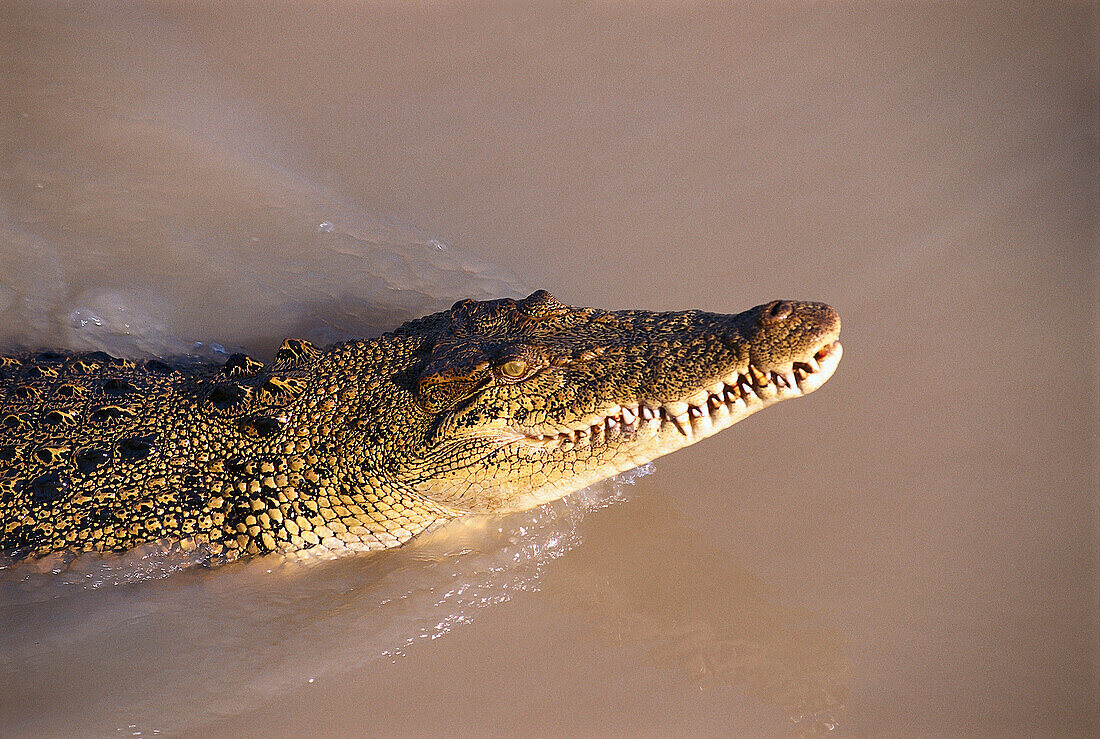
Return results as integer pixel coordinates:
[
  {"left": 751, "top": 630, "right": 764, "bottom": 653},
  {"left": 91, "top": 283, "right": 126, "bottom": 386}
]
[{"left": 0, "top": 291, "right": 841, "bottom": 564}]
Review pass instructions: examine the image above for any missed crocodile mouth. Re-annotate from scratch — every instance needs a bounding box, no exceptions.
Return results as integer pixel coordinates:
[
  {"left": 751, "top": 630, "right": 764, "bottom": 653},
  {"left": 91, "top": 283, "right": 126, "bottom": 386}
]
[{"left": 517, "top": 339, "right": 842, "bottom": 449}]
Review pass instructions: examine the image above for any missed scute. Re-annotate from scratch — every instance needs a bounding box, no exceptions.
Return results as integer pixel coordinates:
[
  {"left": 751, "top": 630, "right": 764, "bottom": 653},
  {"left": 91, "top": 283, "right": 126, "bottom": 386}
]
[{"left": 27, "top": 472, "right": 67, "bottom": 504}]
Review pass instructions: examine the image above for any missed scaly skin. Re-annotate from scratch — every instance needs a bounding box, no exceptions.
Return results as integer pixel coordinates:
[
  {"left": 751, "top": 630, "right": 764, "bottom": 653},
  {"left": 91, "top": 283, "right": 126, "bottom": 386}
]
[{"left": 0, "top": 291, "right": 841, "bottom": 564}]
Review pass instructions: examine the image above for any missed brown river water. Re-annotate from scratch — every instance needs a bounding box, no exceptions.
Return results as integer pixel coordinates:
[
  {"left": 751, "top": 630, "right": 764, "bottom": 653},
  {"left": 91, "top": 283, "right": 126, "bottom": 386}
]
[{"left": 0, "top": 2, "right": 1095, "bottom": 736}]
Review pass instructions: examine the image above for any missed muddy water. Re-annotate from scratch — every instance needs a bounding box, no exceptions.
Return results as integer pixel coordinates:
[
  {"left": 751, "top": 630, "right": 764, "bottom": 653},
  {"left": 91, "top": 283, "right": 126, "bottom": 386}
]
[{"left": 0, "top": 2, "right": 1095, "bottom": 736}]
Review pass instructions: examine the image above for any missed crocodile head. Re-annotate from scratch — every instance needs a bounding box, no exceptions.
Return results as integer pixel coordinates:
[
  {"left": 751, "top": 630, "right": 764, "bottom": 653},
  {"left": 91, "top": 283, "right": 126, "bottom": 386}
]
[{"left": 380, "top": 290, "right": 841, "bottom": 514}]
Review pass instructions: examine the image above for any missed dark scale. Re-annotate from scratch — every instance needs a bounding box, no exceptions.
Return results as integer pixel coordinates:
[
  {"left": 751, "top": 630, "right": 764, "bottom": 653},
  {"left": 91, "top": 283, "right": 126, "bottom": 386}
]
[
  {"left": 32, "top": 447, "right": 69, "bottom": 466},
  {"left": 225, "top": 457, "right": 249, "bottom": 476},
  {"left": 178, "top": 471, "right": 207, "bottom": 506},
  {"left": 260, "top": 375, "right": 308, "bottom": 399},
  {"left": 102, "top": 378, "right": 140, "bottom": 395},
  {"left": 3, "top": 414, "right": 29, "bottom": 431},
  {"left": 220, "top": 353, "right": 265, "bottom": 378},
  {"left": 239, "top": 416, "right": 284, "bottom": 439},
  {"left": 145, "top": 359, "right": 177, "bottom": 375},
  {"left": 22, "top": 365, "right": 59, "bottom": 380},
  {"left": 67, "top": 358, "right": 104, "bottom": 374},
  {"left": 44, "top": 410, "right": 77, "bottom": 426},
  {"left": 106, "top": 356, "right": 138, "bottom": 371},
  {"left": 118, "top": 434, "right": 158, "bottom": 461},
  {"left": 56, "top": 383, "right": 86, "bottom": 398},
  {"left": 74, "top": 447, "right": 110, "bottom": 473},
  {"left": 90, "top": 405, "right": 136, "bottom": 422},
  {"left": 14, "top": 385, "right": 42, "bottom": 401},
  {"left": 208, "top": 383, "right": 249, "bottom": 410},
  {"left": 26, "top": 472, "right": 67, "bottom": 504},
  {"left": 273, "top": 338, "right": 321, "bottom": 366}
]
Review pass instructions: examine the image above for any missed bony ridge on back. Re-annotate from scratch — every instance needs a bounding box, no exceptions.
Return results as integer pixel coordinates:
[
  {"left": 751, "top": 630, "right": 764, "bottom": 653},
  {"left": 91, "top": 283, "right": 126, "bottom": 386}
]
[{"left": 0, "top": 290, "right": 841, "bottom": 564}]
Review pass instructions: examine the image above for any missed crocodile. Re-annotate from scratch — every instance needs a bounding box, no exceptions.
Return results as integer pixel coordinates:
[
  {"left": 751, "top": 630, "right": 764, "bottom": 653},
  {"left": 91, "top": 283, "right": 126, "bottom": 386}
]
[{"left": 0, "top": 290, "right": 841, "bottom": 564}]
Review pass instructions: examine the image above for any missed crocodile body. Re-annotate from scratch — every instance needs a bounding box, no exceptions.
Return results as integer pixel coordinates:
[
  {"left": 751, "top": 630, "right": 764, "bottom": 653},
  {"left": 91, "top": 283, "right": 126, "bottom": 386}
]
[{"left": 0, "top": 291, "right": 841, "bottom": 564}]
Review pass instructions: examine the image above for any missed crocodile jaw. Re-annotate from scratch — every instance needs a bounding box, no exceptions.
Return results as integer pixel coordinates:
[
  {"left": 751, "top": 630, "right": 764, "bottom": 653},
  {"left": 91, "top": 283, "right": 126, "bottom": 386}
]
[
  {"left": 478, "top": 339, "right": 843, "bottom": 512},
  {"left": 401, "top": 295, "right": 842, "bottom": 515},
  {"left": 520, "top": 339, "right": 842, "bottom": 452}
]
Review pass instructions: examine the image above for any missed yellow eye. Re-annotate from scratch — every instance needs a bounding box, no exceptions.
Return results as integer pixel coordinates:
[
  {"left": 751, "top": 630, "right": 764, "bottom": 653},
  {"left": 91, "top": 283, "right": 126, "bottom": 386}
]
[{"left": 500, "top": 359, "right": 529, "bottom": 379}]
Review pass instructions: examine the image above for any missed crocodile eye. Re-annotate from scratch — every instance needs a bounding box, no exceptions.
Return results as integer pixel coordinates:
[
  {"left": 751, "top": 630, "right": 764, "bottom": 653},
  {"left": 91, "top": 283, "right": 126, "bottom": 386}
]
[{"left": 500, "top": 359, "right": 528, "bottom": 380}]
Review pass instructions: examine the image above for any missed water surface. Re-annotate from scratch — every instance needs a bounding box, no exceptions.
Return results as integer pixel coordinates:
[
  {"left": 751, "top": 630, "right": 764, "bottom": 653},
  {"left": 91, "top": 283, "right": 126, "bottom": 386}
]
[{"left": 0, "top": 2, "right": 1095, "bottom": 736}]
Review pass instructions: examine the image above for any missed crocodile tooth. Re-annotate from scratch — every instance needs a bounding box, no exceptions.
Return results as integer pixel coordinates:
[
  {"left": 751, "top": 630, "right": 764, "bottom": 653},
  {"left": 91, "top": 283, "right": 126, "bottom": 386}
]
[
  {"left": 707, "top": 395, "right": 722, "bottom": 413},
  {"left": 605, "top": 416, "right": 618, "bottom": 430},
  {"left": 639, "top": 406, "right": 656, "bottom": 421},
  {"left": 749, "top": 365, "right": 769, "bottom": 386},
  {"left": 688, "top": 405, "right": 702, "bottom": 418},
  {"left": 664, "top": 401, "right": 689, "bottom": 418},
  {"left": 671, "top": 413, "right": 690, "bottom": 436},
  {"left": 794, "top": 366, "right": 809, "bottom": 382},
  {"left": 621, "top": 406, "right": 636, "bottom": 424}
]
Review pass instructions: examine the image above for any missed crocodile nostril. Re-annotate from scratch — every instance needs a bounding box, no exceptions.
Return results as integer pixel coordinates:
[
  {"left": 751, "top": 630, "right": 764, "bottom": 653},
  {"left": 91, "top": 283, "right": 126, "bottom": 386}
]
[{"left": 763, "top": 300, "right": 794, "bottom": 323}]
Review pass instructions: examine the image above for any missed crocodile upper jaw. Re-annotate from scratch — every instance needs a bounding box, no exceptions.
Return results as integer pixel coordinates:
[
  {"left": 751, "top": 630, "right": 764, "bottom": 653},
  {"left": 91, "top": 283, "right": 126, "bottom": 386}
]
[{"left": 515, "top": 338, "right": 842, "bottom": 449}]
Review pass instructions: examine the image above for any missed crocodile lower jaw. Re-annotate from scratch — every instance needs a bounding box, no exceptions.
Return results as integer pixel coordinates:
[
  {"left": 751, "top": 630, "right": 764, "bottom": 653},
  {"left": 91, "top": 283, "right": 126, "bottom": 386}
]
[{"left": 516, "top": 340, "right": 843, "bottom": 450}]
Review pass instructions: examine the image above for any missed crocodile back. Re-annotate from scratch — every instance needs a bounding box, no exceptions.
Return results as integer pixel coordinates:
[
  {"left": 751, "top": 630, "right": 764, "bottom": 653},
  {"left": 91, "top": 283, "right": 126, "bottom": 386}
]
[{"left": 0, "top": 342, "right": 319, "bottom": 560}]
